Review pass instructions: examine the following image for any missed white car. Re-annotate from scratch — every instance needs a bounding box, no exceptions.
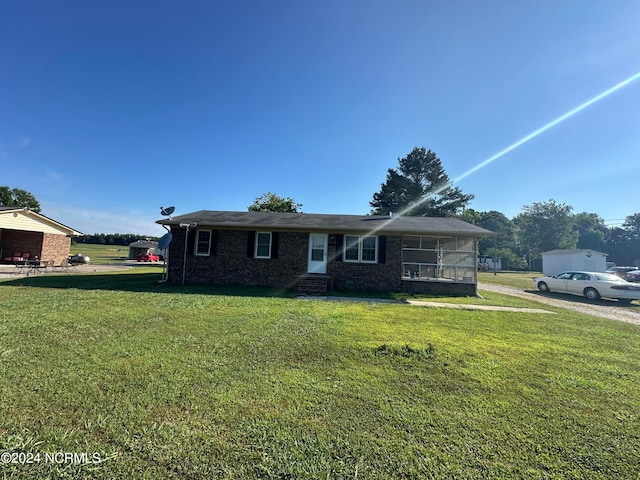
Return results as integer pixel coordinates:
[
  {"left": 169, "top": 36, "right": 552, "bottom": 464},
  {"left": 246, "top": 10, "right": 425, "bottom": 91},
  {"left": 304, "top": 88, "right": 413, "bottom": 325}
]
[{"left": 533, "top": 271, "right": 640, "bottom": 304}]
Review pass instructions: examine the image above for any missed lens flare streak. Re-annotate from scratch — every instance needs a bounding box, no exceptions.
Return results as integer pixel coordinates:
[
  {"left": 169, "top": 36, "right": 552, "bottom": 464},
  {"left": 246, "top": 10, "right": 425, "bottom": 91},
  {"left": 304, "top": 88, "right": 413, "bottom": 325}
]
[
  {"left": 454, "top": 71, "right": 640, "bottom": 184},
  {"left": 362, "top": 71, "right": 640, "bottom": 238}
]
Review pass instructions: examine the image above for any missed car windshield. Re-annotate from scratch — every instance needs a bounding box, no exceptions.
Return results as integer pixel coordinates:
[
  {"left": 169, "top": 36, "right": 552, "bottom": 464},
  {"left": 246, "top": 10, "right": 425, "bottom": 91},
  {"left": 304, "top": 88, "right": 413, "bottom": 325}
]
[
  {"left": 555, "top": 273, "right": 573, "bottom": 279},
  {"left": 594, "top": 273, "right": 626, "bottom": 282}
]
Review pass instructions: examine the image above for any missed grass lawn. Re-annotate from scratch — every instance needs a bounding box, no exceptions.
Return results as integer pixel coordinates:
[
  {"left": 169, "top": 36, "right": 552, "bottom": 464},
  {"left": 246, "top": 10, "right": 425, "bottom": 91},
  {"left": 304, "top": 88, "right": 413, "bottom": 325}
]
[
  {"left": 478, "top": 271, "right": 542, "bottom": 290},
  {"left": 1, "top": 271, "right": 639, "bottom": 479},
  {"left": 69, "top": 243, "right": 132, "bottom": 265}
]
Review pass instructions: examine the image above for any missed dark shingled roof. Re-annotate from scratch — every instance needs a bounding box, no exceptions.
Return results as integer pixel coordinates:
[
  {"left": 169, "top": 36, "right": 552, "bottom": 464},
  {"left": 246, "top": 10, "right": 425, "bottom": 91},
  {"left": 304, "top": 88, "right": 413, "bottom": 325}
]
[{"left": 158, "top": 210, "right": 494, "bottom": 236}]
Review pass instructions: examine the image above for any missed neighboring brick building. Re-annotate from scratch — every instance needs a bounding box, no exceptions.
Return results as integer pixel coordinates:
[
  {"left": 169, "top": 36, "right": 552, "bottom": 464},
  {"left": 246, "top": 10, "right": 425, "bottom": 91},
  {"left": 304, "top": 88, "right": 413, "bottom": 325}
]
[
  {"left": 0, "top": 207, "right": 82, "bottom": 265},
  {"left": 158, "top": 210, "right": 493, "bottom": 296}
]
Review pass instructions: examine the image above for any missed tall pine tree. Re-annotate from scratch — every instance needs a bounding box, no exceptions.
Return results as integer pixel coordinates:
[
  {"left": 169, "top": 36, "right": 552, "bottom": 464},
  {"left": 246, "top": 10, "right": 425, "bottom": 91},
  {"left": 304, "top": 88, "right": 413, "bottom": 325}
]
[{"left": 370, "top": 147, "right": 473, "bottom": 217}]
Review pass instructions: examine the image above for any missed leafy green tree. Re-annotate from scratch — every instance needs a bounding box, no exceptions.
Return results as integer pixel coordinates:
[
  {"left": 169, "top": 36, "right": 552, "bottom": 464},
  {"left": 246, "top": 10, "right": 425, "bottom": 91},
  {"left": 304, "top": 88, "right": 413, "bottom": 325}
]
[
  {"left": 248, "top": 192, "right": 302, "bottom": 213},
  {"left": 457, "top": 208, "right": 483, "bottom": 225},
  {"left": 459, "top": 209, "right": 524, "bottom": 268},
  {"left": 573, "top": 212, "right": 609, "bottom": 251},
  {"left": 483, "top": 246, "right": 528, "bottom": 271},
  {"left": 513, "top": 199, "right": 577, "bottom": 260},
  {"left": 477, "top": 210, "right": 515, "bottom": 253},
  {"left": 607, "top": 213, "right": 640, "bottom": 266},
  {"left": 370, "top": 147, "right": 473, "bottom": 217},
  {"left": 0, "top": 186, "right": 41, "bottom": 213},
  {"left": 622, "top": 213, "right": 640, "bottom": 240}
]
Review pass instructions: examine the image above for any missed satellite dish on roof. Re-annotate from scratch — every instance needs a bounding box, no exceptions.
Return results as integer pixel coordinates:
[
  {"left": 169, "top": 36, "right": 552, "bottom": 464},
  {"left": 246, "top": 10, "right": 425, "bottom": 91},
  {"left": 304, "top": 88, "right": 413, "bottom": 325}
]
[
  {"left": 158, "top": 232, "right": 173, "bottom": 250},
  {"left": 160, "top": 206, "right": 175, "bottom": 216}
]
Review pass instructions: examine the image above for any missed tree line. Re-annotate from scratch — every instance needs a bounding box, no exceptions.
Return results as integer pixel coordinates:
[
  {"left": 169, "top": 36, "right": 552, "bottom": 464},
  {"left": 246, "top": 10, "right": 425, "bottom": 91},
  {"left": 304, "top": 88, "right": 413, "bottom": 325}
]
[
  {"left": 74, "top": 233, "right": 159, "bottom": 246},
  {"left": 249, "top": 147, "right": 639, "bottom": 270},
  {"left": 460, "top": 203, "right": 640, "bottom": 270},
  {"left": 366, "top": 147, "right": 639, "bottom": 269},
  {"left": 6, "top": 144, "right": 640, "bottom": 270}
]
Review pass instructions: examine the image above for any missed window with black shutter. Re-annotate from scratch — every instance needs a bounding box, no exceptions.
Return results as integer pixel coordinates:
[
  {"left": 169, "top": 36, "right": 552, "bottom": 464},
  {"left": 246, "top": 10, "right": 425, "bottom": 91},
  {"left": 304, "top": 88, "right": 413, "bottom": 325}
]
[
  {"left": 186, "top": 229, "right": 196, "bottom": 256},
  {"left": 378, "top": 236, "right": 387, "bottom": 264},
  {"left": 246, "top": 231, "right": 256, "bottom": 258},
  {"left": 335, "top": 234, "right": 344, "bottom": 262},
  {"left": 271, "top": 232, "right": 279, "bottom": 259}
]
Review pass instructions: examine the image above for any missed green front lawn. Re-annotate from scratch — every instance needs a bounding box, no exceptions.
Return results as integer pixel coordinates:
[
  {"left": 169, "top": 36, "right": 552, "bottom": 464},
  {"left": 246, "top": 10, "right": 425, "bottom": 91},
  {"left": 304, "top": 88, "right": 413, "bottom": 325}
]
[
  {"left": 1, "top": 272, "right": 638, "bottom": 479},
  {"left": 68, "top": 243, "right": 132, "bottom": 265},
  {"left": 478, "top": 271, "right": 542, "bottom": 290}
]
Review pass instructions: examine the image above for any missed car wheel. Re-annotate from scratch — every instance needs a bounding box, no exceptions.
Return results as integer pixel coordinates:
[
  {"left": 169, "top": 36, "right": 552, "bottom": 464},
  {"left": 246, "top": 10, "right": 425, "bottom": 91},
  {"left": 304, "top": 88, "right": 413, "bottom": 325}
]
[
  {"left": 584, "top": 287, "right": 601, "bottom": 301},
  {"left": 537, "top": 281, "right": 549, "bottom": 292}
]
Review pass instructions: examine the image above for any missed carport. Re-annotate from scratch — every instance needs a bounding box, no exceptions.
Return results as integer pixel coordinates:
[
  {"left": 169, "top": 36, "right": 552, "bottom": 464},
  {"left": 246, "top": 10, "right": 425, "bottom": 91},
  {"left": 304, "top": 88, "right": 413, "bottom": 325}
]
[
  {"left": 0, "top": 207, "right": 82, "bottom": 266},
  {"left": 128, "top": 240, "right": 159, "bottom": 260}
]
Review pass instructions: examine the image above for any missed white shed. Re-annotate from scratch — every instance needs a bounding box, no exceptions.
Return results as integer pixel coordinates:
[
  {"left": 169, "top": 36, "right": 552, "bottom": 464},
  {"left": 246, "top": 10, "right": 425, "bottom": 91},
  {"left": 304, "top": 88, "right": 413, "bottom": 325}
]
[{"left": 541, "top": 249, "right": 608, "bottom": 276}]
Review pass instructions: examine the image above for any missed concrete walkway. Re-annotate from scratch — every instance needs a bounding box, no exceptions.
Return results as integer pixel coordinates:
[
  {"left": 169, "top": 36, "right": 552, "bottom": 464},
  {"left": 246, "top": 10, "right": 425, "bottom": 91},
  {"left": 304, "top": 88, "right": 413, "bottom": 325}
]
[
  {"left": 296, "top": 295, "right": 554, "bottom": 314},
  {"left": 405, "top": 299, "right": 553, "bottom": 314},
  {"left": 0, "top": 263, "right": 136, "bottom": 278}
]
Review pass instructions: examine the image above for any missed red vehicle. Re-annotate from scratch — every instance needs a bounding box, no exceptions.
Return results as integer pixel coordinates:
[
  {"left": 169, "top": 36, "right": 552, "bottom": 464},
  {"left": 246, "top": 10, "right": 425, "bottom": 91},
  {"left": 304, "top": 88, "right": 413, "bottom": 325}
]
[{"left": 137, "top": 252, "right": 160, "bottom": 262}]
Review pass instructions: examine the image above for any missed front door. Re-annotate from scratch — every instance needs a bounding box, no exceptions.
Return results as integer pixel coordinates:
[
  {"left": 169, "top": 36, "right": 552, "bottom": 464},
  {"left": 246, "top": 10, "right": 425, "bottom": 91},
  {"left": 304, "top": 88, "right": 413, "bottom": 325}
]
[{"left": 307, "top": 233, "right": 328, "bottom": 274}]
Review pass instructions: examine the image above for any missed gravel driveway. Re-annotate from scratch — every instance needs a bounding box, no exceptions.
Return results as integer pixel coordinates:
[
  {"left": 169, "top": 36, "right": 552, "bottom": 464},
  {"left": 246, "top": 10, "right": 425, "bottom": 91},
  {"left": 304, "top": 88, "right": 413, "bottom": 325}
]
[{"left": 479, "top": 282, "right": 640, "bottom": 326}]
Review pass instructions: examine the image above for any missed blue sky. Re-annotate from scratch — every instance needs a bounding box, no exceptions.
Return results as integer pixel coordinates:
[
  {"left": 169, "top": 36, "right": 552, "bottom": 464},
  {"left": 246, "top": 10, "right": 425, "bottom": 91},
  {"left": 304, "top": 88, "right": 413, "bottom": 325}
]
[{"left": 2, "top": 1, "right": 639, "bottom": 236}]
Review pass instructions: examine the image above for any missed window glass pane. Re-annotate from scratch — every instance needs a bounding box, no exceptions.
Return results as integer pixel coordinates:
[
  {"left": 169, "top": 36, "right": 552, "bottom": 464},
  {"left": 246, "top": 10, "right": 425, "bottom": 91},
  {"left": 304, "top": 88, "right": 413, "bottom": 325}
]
[
  {"left": 310, "top": 235, "right": 325, "bottom": 261},
  {"left": 345, "top": 236, "right": 359, "bottom": 261},
  {"left": 311, "top": 236, "right": 324, "bottom": 250},
  {"left": 256, "top": 232, "right": 271, "bottom": 258},
  {"left": 196, "top": 230, "right": 211, "bottom": 255},
  {"left": 361, "top": 237, "right": 376, "bottom": 262},
  {"left": 362, "top": 236, "right": 376, "bottom": 249}
]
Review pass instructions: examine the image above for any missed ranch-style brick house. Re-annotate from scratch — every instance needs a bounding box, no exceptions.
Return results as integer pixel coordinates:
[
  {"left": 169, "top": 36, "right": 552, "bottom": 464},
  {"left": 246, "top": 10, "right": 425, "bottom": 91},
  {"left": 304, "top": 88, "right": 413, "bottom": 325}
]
[{"left": 158, "top": 210, "right": 494, "bottom": 295}]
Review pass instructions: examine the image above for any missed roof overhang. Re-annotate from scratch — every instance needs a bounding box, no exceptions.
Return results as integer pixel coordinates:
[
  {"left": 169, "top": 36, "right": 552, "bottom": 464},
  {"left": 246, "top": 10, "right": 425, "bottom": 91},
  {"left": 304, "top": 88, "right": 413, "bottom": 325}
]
[
  {"left": 0, "top": 207, "right": 83, "bottom": 236},
  {"left": 157, "top": 210, "right": 495, "bottom": 237}
]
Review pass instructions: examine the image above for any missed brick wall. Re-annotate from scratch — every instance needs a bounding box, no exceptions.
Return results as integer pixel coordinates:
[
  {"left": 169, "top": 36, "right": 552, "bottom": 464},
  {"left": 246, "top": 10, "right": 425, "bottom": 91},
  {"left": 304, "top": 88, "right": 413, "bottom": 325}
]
[
  {"left": 328, "top": 234, "right": 403, "bottom": 291},
  {"left": 41, "top": 233, "right": 72, "bottom": 265},
  {"left": 1, "top": 230, "right": 43, "bottom": 261},
  {"left": 401, "top": 280, "right": 476, "bottom": 296},
  {"left": 167, "top": 229, "right": 309, "bottom": 288}
]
